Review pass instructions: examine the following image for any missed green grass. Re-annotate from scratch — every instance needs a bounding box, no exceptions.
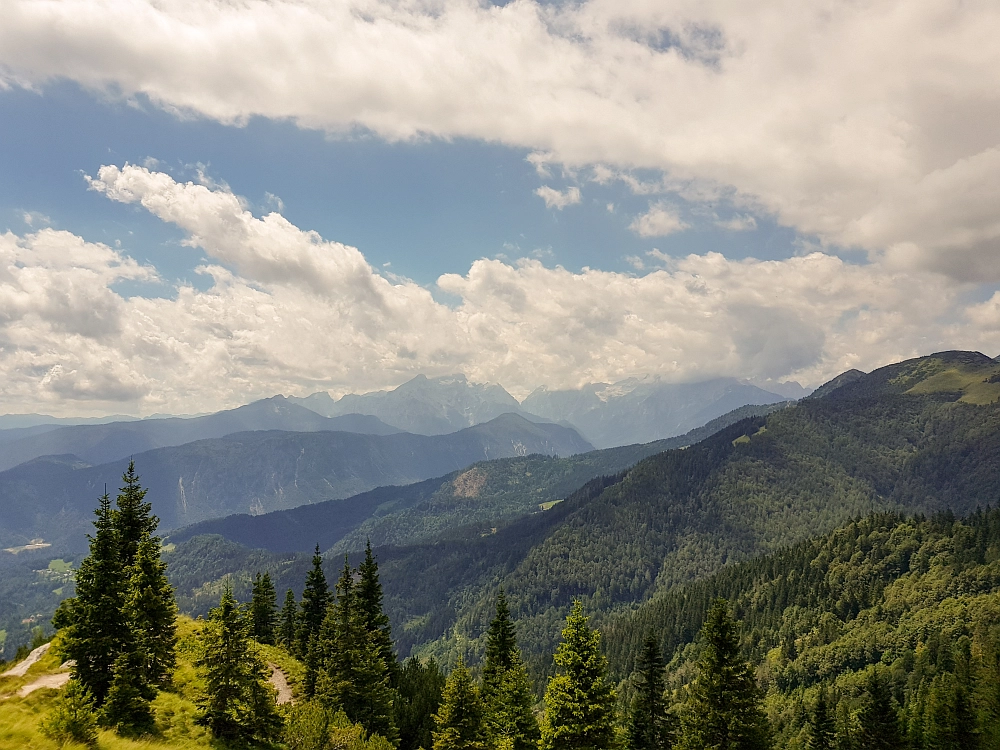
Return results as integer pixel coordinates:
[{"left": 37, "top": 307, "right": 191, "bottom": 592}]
[
  {"left": 46, "top": 560, "right": 73, "bottom": 574},
  {"left": 0, "top": 619, "right": 221, "bottom": 750}
]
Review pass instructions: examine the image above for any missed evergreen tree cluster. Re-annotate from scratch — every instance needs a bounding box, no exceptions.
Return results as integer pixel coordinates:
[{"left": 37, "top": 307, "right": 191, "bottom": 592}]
[{"left": 53, "top": 461, "right": 177, "bottom": 736}]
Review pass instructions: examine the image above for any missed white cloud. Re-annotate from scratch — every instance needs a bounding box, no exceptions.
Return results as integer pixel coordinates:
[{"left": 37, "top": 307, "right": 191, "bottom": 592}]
[
  {"left": 629, "top": 202, "right": 688, "bottom": 237},
  {"left": 0, "top": 166, "right": 998, "bottom": 415},
  {"left": 3, "top": 1, "right": 999, "bottom": 277},
  {"left": 716, "top": 214, "right": 757, "bottom": 232},
  {"left": 535, "top": 185, "right": 581, "bottom": 210}
]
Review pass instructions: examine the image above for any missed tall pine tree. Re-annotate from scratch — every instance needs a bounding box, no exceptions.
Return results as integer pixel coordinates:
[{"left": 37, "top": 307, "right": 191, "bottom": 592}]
[
  {"left": 55, "top": 492, "right": 130, "bottom": 705},
  {"left": 805, "top": 685, "right": 835, "bottom": 750},
  {"left": 250, "top": 572, "right": 278, "bottom": 645},
  {"left": 541, "top": 601, "right": 617, "bottom": 750},
  {"left": 297, "top": 545, "right": 331, "bottom": 659},
  {"left": 280, "top": 588, "right": 298, "bottom": 650},
  {"left": 196, "top": 582, "right": 282, "bottom": 744},
  {"left": 481, "top": 590, "right": 539, "bottom": 750},
  {"left": 316, "top": 557, "right": 396, "bottom": 740},
  {"left": 629, "top": 634, "right": 675, "bottom": 750},
  {"left": 433, "top": 657, "right": 488, "bottom": 750},
  {"left": 357, "top": 540, "right": 397, "bottom": 680},
  {"left": 855, "top": 669, "right": 904, "bottom": 750},
  {"left": 126, "top": 536, "right": 177, "bottom": 687},
  {"left": 677, "top": 600, "right": 770, "bottom": 750},
  {"left": 396, "top": 657, "right": 447, "bottom": 750},
  {"left": 113, "top": 460, "right": 158, "bottom": 568}
]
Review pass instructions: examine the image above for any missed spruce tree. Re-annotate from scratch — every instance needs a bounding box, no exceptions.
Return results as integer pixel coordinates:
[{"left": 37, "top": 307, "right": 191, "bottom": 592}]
[
  {"left": 280, "top": 588, "right": 298, "bottom": 649},
  {"left": 357, "top": 539, "right": 397, "bottom": 680},
  {"left": 126, "top": 536, "right": 177, "bottom": 687},
  {"left": 433, "top": 657, "right": 488, "bottom": 750},
  {"left": 102, "top": 647, "right": 156, "bottom": 736},
  {"left": 113, "top": 460, "right": 158, "bottom": 568},
  {"left": 250, "top": 572, "right": 279, "bottom": 645},
  {"left": 481, "top": 590, "right": 540, "bottom": 750},
  {"left": 396, "top": 657, "right": 447, "bottom": 750},
  {"left": 629, "top": 634, "right": 675, "bottom": 750},
  {"left": 40, "top": 678, "right": 99, "bottom": 747},
  {"left": 297, "top": 545, "right": 331, "bottom": 658},
  {"left": 316, "top": 557, "right": 396, "bottom": 740},
  {"left": 677, "top": 600, "right": 770, "bottom": 750},
  {"left": 56, "top": 492, "right": 130, "bottom": 705},
  {"left": 855, "top": 669, "right": 904, "bottom": 750},
  {"left": 196, "top": 582, "right": 282, "bottom": 744},
  {"left": 541, "top": 601, "right": 617, "bottom": 750},
  {"left": 805, "top": 685, "right": 835, "bottom": 750},
  {"left": 922, "top": 672, "right": 979, "bottom": 750}
]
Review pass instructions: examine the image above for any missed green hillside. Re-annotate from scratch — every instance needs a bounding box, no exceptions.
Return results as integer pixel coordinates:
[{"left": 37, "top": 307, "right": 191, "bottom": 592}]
[
  {"left": 365, "top": 352, "right": 1000, "bottom": 666},
  {"left": 603, "top": 508, "right": 1000, "bottom": 748},
  {"left": 166, "top": 401, "right": 789, "bottom": 555}
]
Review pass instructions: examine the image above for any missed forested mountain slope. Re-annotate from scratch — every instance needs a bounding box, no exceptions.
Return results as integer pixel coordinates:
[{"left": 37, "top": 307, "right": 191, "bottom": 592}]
[
  {"left": 165, "top": 401, "right": 789, "bottom": 554},
  {"left": 0, "top": 414, "right": 591, "bottom": 551},
  {"left": 370, "top": 351, "right": 1000, "bottom": 665},
  {"left": 603, "top": 508, "right": 1000, "bottom": 749}
]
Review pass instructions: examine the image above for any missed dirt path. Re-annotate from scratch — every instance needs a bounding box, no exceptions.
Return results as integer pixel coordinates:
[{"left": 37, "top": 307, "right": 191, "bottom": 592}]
[
  {"left": 17, "top": 671, "right": 70, "bottom": 697},
  {"left": 1, "top": 642, "right": 50, "bottom": 678},
  {"left": 268, "top": 663, "right": 293, "bottom": 705}
]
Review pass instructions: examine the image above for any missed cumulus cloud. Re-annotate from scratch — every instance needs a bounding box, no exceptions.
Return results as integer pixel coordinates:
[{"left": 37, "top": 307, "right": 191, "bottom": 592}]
[
  {"left": 535, "top": 185, "right": 581, "bottom": 210},
  {"left": 0, "top": 166, "right": 997, "bottom": 415},
  {"left": 3, "top": 1, "right": 999, "bottom": 278},
  {"left": 630, "top": 202, "right": 688, "bottom": 237}
]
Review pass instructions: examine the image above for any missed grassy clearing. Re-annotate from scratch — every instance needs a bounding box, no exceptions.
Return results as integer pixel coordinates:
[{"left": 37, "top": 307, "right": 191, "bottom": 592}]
[
  {"left": 905, "top": 366, "right": 1000, "bottom": 404},
  {"left": 0, "top": 619, "right": 218, "bottom": 750}
]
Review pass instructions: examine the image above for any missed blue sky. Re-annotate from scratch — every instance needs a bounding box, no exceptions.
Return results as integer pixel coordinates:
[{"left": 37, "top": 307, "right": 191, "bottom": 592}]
[
  {"left": 1, "top": 81, "right": 802, "bottom": 289},
  {"left": 0, "top": 1, "right": 998, "bottom": 416}
]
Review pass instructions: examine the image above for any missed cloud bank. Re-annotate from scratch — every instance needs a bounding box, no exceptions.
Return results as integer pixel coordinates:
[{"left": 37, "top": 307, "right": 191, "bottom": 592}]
[
  {"left": 2, "top": 0, "right": 1000, "bottom": 279},
  {"left": 0, "top": 165, "right": 995, "bottom": 415}
]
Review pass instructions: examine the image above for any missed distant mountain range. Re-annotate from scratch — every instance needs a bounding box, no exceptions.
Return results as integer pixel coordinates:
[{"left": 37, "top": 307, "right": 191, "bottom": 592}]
[
  {"left": 0, "top": 413, "right": 591, "bottom": 551},
  {"left": 0, "top": 396, "right": 399, "bottom": 472},
  {"left": 289, "top": 374, "right": 538, "bottom": 435},
  {"left": 291, "top": 373, "right": 806, "bottom": 447},
  {"left": 521, "top": 376, "right": 806, "bottom": 448}
]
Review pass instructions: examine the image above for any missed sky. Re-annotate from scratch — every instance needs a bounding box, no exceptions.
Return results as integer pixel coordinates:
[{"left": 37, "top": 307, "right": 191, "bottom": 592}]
[{"left": 0, "top": 0, "right": 999, "bottom": 416}]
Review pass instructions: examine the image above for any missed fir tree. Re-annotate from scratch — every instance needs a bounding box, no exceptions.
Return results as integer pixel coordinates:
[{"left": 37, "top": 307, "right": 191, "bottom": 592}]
[
  {"left": 280, "top": 588, "right": 298, "bottom": 649},
  {"left": 922, "top": 672, "right": 979, "bottom": 750},
  {"left": 56, "top": 491, "right": 131, "bottom": 705},
  {"left": 40, "top": 679, "right": 99, "bottom": 747},
  {"left": 126, "top": 535, "right": 177, "bottom": 687},
  {"left": 250, "top": 571, "right": 279, "bottom": 645},
  {"left": 101, "top": 647, "right": 156, "bottom": 736},
  {"left": 629, "top": 634, "right": 675, "bottom": 750},
  {"left": 196, "top": 581, "right": 282, "bottom": 744},
  {"left": 357, "top": 539, "right": 397, "bottom": 680},
  {"left": 481, "top": 590, "right": 540, "bottom": 750},
  {"left": 677, "top": 600, "right": 770, "bottom": 750},
  {"left": 396, "top": 657, "right": 447, "bottom": 750},
  {"left": 297, "top": 544, "right": 331, "bottom": 658},
  {"left": 433, "top": 657, "right": 488, "bottom": 750},
  {"left": 855, "top": 669, "right": 904, "bottom": 750},
  {"left": 805, "top": 685, "right": 835, "bottom": 750},
  {"left": 316, "top": 557, "right": 397, "bottom": 740},
  {"left": 541, "top": 601, "right": 617, "bottom": 750},
  {"left": 113, "top": 460, "right": 158, "bottom": 568}
]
